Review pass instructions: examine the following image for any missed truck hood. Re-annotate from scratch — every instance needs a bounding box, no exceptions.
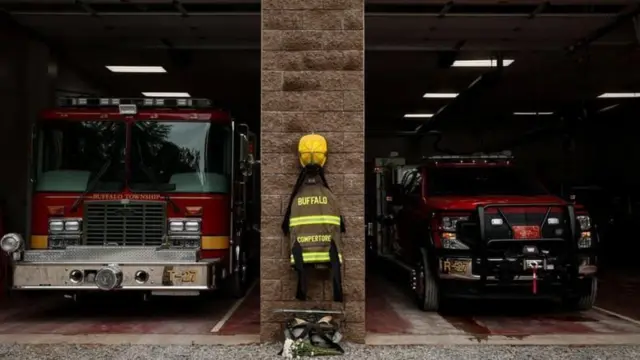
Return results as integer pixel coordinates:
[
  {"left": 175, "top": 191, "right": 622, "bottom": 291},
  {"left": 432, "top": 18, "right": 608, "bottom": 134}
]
[{"left": 427, "top": 195, "right": 580, "bottom": 211}]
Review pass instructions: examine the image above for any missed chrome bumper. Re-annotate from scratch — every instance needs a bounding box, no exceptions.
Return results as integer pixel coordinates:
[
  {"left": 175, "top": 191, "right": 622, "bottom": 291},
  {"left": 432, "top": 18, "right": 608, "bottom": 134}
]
[{"left": 9, "top": 246, "right": 219, "bottom": 291}]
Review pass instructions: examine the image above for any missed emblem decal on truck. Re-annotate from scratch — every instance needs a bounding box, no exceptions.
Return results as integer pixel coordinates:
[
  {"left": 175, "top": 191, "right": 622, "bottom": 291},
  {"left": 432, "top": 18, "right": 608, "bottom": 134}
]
[{"left": 90, "top": 193, "right": 163, "bottom": 200}]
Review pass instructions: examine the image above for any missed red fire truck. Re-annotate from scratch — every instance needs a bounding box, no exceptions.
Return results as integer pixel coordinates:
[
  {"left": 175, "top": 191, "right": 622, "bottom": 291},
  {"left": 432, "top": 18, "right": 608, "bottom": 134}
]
[{"left": 0, "top": 97, "right": 258, "bottom": 298}]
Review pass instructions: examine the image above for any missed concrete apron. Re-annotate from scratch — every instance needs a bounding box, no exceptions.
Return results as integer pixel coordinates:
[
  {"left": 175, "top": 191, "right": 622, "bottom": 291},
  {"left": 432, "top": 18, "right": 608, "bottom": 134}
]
[
  {"left": 1, "top": 332, "right": 640, "bottom": 346},
  {"left": 366, "top": 333, "right": 640, "bottom": 346}
]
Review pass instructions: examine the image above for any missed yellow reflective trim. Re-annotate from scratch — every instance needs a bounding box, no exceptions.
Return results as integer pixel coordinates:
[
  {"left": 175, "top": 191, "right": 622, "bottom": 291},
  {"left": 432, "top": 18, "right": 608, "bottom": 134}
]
[
  {"left": 201, "top": 236, "right": 230, "bottom": 250},
  {"left": 290, "top": 215, "right": 340, "bottom": 223},
  {"left": 290, "top": 252, "right": 343, "bottom": 264},
  {"left": 30, "top": 236, "right": 48, "bottom": 249},
  {"left": 289, "top": 215, "right": 341, "bottom": 227},
  {"left": 291, "top": 220, "right": 341, "bottom": 227}
]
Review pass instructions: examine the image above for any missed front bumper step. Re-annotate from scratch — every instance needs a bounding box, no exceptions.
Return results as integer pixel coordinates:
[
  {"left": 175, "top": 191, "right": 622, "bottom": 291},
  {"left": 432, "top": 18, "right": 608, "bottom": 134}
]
[
  {"left": 11, "top": 246, "right": 219, "bottom": 291},
  {"left": 21, "top": 246, "right": 198, "bottom": 263}
]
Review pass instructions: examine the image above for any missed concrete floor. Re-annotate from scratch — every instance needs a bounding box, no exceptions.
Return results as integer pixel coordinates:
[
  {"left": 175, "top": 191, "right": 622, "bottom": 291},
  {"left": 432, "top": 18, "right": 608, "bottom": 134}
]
[
  {"left": 366, "top": 275, "right": 640, "bottom": 337},
  {"left": 1, "top": 269, "right": 640, "bottom": 346},
  {"left": 0, "top": 284, "right": 260, "bottom": 337}
]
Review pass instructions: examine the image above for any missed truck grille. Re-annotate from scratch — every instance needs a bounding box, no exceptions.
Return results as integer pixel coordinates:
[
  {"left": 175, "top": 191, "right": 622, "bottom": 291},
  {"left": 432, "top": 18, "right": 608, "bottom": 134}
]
[
  {"left": 482, "top": 209, "right": 568, "bottom": 241},
  {"left": 84, "top": 201, "right": 166, "bottom": 246},
  {"left": 481, "top": 207, "right": 571, "bottom": 258}
]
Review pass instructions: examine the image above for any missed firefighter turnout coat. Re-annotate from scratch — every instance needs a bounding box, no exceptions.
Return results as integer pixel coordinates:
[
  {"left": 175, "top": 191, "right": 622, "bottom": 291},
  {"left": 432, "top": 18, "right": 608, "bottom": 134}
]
[{"left": 282, "top": 167, "right": 344, "bottom": 302}]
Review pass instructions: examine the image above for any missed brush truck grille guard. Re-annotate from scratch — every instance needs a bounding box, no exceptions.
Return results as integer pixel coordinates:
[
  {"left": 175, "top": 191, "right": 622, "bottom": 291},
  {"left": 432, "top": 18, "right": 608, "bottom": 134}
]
[{"left": 437, "top": 203, "right": 597, "bottom": 292}]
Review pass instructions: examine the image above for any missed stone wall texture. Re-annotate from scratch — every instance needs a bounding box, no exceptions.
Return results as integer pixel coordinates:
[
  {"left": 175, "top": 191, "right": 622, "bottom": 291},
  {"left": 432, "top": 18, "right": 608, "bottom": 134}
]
[{"left": 260, "top": 0, "right": 366, "bottom": 343}]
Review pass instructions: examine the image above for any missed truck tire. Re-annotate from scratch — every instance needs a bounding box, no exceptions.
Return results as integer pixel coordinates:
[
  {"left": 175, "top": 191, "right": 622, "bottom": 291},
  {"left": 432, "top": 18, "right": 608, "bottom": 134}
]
[
  {"left": 563, "top": 278, "right": 597, "bottom": 311},
  {"left": 229, "top": 250, "right": 248, "bottom": 299},
  {"left": 416, "top": 247, "right": 439, "bottom": 311}
]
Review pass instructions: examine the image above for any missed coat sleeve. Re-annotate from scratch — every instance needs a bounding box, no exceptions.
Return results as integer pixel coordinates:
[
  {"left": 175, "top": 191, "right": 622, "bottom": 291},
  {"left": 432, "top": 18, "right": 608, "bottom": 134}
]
[
  {"left": 340, "top": 216, "right": 346, "bottom": 233},
  {"left": 282, "top": 170, "right": 306, "bottom": 236}
]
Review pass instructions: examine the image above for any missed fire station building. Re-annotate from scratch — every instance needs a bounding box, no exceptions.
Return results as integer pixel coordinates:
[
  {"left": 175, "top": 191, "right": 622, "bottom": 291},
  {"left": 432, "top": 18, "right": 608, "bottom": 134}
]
[{"left": 2, "top": 0, "right": 640, "bottom": 348}]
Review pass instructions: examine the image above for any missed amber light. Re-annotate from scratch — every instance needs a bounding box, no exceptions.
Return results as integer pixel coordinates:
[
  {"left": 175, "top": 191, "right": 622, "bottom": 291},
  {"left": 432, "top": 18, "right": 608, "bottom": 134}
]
[
  {"left": 47, "top": 206, "right": 65, "bottom": 216},
  {"left": 442, "top": 232, "right": 456, "bottom": 240},
  {"left": 185, "top": 206, "right": 203, "bottom": 216}
]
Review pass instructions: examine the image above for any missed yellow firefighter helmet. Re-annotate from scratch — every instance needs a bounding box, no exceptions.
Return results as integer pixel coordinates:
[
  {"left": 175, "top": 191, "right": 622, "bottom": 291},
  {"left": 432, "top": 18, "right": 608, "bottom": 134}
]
[{"left": 298, "top": 133, "right": 327, "bottom": 168}]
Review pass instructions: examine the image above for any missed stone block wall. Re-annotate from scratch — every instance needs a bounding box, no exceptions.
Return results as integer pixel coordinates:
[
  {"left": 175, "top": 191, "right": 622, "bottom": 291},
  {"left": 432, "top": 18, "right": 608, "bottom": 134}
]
[{"left": 260, "top": 0, "right": 365, "bottom": 343}]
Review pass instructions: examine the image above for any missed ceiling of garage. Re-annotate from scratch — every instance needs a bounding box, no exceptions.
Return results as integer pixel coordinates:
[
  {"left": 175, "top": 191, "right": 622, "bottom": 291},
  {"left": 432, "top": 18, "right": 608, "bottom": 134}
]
[{"left": 1, "top": 1, "right": 639, "bottom": 133}]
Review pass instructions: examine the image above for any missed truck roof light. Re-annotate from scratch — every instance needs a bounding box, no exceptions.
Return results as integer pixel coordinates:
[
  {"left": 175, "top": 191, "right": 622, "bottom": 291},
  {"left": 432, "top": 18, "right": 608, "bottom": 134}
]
[
  {"left": 56, "top": 97, "right": 213, "bottom": 109},
  {"left": 425, "top": 152, "right": 514, "bottom": 164}
]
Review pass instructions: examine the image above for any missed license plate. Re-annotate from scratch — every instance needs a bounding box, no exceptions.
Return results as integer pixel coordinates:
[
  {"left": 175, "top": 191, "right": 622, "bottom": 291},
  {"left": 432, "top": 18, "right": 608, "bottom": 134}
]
[
  {"left": 513, "top": 225, "right": 541, "bottom": 239},
  {"left": 442, "top": 259, "right": 471, "bottom": 274}
]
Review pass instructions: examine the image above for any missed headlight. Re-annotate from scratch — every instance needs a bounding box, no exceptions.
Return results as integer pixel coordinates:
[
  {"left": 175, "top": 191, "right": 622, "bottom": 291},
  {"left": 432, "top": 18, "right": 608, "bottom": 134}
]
[
  {"left": 49, "top": 218, "right": 81, "bottom": 233},
  {"left": 169, "top": 219, "right": 201, "bottom": 233},
  {"left": 576, "top": 215, "right": 591, "bottom": 231},
  {"left": 184, "top": 221, "right": 200, "bottom": 232},
  {"left": 169, "top": 221, "right": 185, "bottom": 232},
  {"left": 49, "top": 220, "right": 64, "bottom": 232},
  {"left": 441, "top": 216, "right": 468, "bottom": 232},
  {"left": 578, "top": 231, "right": 592, "bottom": 248},
  {"left": 441, "top": 232, "right": 469, "bottom": 250},
  {"left": 65, "top": 220, "right": 80, "bottom": 231},
  {"left": 0, "top": 233, "right": 24, "bottom": 253}
]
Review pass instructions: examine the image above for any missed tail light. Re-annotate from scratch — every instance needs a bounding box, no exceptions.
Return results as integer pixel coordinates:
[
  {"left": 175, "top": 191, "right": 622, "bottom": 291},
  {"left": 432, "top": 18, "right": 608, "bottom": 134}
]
[
  {"left": 432, "top": 213, "right": 470, "bottom": 250},
  {"left": 576, "top": 213, "right": 593, "bottom": 249}
]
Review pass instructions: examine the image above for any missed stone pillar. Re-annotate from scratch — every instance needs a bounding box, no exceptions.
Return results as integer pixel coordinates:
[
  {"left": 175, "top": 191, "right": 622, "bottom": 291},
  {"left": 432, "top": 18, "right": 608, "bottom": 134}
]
[{"left": 260, "top": 0, "right": 365, "bottom": 343}]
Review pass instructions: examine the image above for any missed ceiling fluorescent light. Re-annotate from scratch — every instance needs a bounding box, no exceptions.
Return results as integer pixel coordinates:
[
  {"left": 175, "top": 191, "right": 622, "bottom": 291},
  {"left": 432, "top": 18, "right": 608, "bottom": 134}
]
[
  {"left": 423, "top": 93, "right": 459, "bottom": 98},
  {"left": 106, "top": 66, "right": 166, "bottom": 73},
  {"left": 143, "top": 92, "right": 191, "bottom": 97},
  {"left": 452, "top": 59, "right": 515, "bottom": 67},
  {"left": 404, "top": 114, "right": 433, "bottom": 118},
  {"left": 597, "top": 92, "right": 640, "bottom": 98},
  {"left": 599, "top": 104, "right": 619, "bottom": 112},
  {"left": 513, "top": 112, "right": 554, "bottom": 115}
]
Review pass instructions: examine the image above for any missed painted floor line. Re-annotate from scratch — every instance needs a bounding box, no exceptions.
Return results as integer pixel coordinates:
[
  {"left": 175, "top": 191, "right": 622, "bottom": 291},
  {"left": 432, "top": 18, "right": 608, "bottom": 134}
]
[
  {"left": 210, "top": 280, "right": 258, "bottom": 333},
  {"left": 0, "top": 334, "right": 260, "bottom": 346},
  {"left": 593, "top": 306, "right": 640, "bottom": 327},
  {"left": 366, "top": 333, "right": 640, "bottom": 346}
]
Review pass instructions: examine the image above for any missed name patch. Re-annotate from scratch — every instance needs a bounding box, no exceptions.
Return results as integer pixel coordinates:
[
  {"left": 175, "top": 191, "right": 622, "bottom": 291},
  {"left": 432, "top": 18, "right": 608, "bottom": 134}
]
[{"left": 297, "top": 196, "right": 328, "bottom": 206}]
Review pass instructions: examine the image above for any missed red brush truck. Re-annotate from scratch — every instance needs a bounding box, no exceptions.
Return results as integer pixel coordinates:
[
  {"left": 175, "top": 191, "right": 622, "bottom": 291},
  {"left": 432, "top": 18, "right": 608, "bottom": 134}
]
[
  {"left": 374, "top": 152, "right": 598, "bottom": 311},
  {"left": 0, "top": 97, "right": 258, "bottom": 298}
]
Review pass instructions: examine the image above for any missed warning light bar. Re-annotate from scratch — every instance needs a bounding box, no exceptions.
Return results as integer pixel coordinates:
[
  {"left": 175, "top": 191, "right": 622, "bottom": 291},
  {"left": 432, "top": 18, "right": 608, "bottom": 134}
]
[{"left": 56, "top": 97, "right": 213, "bottom": 109}]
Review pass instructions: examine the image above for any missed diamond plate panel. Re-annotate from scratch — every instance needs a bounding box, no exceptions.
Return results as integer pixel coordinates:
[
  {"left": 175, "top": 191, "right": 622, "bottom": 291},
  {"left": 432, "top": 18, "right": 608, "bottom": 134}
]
[{"left": 22, "top": 246, "right": 199, "bottom": 263}]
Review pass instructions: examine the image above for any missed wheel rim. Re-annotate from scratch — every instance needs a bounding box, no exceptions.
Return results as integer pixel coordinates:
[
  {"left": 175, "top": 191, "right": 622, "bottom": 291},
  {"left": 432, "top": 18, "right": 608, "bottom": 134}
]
[
  {"left": 416, "top": 262, "right": 425, "bottom": 298},
  {"left": 240, "top": 252, "right": 247, "bottom": 284}
]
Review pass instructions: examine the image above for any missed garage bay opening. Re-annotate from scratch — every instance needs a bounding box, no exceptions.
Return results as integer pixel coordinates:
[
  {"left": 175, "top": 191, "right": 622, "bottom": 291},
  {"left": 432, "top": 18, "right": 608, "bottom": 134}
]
[
  {"left": 0, "top": 1, "right": 261, "bottom": 339},
  {"left": 364, "top": 2, "right": 640, "bottom": 340}
]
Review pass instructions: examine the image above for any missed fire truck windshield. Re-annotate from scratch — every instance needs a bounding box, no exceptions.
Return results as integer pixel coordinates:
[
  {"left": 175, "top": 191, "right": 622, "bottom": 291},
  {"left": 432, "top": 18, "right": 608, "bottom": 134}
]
[
  {"left": 129, "top": 121, "right": 231, "bottom": 193},
  {"left": 427, "top": 166, "right": 549, "bottom": 197},
  {"left": 35, "top": 120, "right": 125, "bottom": 192}
]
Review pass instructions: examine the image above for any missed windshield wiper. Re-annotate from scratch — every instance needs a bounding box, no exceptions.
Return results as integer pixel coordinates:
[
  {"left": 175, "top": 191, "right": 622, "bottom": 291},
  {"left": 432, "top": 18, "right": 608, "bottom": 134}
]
[
  {"left": 139, "top": 162, "right": 181, "bottom": 213},
  {"left": 70, "top": 159, "right": 112, "bottom": 213}
]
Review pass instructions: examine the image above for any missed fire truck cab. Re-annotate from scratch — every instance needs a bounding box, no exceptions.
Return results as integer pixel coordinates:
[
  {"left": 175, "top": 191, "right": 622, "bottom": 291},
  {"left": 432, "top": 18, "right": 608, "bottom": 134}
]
[{"left": 0, "top": 97, "right": 258, "bottom": 298}]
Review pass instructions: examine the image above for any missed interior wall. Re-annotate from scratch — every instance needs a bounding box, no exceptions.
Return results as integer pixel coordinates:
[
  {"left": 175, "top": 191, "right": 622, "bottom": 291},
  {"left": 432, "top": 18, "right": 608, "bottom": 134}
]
[{"left": 0, "top": 27, "right": 103, "bottom": 234}]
